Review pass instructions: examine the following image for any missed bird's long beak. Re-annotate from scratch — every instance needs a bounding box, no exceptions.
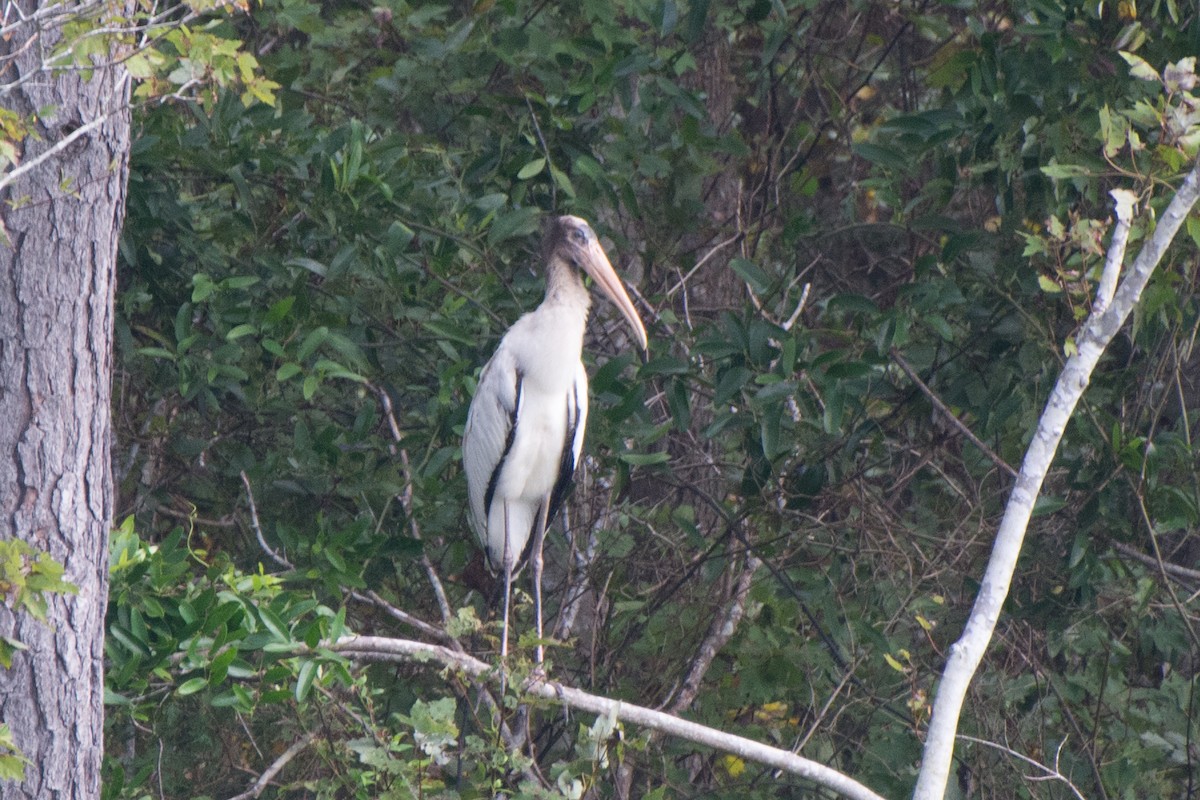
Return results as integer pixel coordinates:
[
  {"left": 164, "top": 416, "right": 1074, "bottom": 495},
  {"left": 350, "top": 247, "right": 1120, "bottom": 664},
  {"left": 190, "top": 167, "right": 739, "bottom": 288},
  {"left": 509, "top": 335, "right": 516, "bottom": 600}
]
[{"left": 580, "top": 239, "right": 649, "bottom": 351}]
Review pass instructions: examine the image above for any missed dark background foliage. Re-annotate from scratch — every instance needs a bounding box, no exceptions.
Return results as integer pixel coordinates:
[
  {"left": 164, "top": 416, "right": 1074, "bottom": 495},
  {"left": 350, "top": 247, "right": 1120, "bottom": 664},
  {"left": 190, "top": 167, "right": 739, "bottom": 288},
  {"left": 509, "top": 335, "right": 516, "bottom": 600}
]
[{"left": 105, "top": 1, "right": 1200, "bottom": 797}]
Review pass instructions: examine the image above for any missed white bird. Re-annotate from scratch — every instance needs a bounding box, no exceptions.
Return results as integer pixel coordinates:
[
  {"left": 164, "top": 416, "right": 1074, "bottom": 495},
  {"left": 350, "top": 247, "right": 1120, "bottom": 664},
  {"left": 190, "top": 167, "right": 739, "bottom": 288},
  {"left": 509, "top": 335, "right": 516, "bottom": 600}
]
[{"left": 462, "top": 214, "right": 648, "bottom": 661}]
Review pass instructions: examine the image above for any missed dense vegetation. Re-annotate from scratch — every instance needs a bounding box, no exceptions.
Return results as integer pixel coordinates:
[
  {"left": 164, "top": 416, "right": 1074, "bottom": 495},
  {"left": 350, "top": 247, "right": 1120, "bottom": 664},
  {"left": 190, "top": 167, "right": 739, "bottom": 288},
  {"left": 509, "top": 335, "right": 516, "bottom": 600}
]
[{"left": 103, "top": 0, "right": 1200, "bottom": 797}]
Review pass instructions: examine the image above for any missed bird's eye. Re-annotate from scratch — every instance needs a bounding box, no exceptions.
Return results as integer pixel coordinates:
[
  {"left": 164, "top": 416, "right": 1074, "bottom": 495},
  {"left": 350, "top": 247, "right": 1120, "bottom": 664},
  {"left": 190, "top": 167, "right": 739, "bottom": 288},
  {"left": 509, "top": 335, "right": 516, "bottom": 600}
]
[{"left": 571, "top": 228, "right": 588, "bottom": 246}]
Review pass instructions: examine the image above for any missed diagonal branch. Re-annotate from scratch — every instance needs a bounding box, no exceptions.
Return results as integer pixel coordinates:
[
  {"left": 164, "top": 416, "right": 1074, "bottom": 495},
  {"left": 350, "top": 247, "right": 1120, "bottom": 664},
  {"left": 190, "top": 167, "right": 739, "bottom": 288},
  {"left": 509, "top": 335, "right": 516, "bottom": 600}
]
[
  {"left": 913, "top": 156, "right": 1200, "bottom": 799},
  {"left": 331, "top": 634, "right": 887, "bottom": 800},
  {"left": 225, "top": 730, "right": 319, "bottom": 800},
  {"left": 890, "top": 348, "right": 1017, "bottom": 479}
]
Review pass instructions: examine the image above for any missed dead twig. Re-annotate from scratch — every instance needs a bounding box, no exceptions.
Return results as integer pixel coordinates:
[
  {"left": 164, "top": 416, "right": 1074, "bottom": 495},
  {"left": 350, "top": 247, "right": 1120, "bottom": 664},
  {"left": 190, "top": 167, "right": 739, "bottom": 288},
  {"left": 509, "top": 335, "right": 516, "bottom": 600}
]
[
  {"left": 224, "top": 731, "right": 318, "bottom": 800},
  {"left": 889, "top": 348, "right": 1017, "bottom": 479}
]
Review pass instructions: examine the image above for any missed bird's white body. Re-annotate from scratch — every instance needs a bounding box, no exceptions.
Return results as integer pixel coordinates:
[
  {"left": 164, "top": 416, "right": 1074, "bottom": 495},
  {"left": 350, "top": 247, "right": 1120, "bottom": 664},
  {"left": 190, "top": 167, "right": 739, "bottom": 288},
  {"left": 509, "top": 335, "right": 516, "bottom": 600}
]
[
  {"left": 460, "top": 215, "right": 647, "bottom": 659},
  {"left": 463, "top": 283, "right": 590, "bottom": 574}
]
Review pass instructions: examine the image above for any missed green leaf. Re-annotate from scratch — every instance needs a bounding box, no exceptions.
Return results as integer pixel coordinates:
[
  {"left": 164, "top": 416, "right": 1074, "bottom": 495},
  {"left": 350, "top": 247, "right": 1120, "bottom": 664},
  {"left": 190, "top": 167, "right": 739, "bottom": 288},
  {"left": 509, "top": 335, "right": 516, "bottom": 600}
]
[
  {"left": 1040, "top": 163, "right": 1091, "bottom": 179},
  {"left": 258, "top": 608, "right": 289, "bottom": 641},
  {"left": 853, "top": 142, "right": 910, "bottom": 171},
  {"left": 1187, "top": 216, "right": 1200, "bottom": 251},
  {"left": 1038, "top": 275, "right": 1062, "bottom": 294},
  {"left": 730, "top": 258, "right": 771, "bottom": 295},
  {"left": 0, "top": 724, "right": 27, "bottom": 781},
  {"left": 516, "top": 157, "right": 546, "bottom": 179},
  {"left": 0, "top": 636, "right": 26, "bottom": 669},
  {"left": 549, "top": 165, "right": 576, "bottom": 198},
  {"left": 714, "top": 367, "right": 752, "bottom": 406},
  {"left": 276, "top": 362, "right": 302, "bottom": 381},
  {"left": 286, "top": 257, "right": 328, "bottom": 277},
  {"left": 265, "top": 296, "right": 297, "bottom": 325},
  {"left": 297, "top": 326, "right": 329, "bottom": 361},
  {"left": 618, "top": 451, "right": 670, "bottom": 466},
  {"left": 1033, "top": 495, "right": 1067, "bottom": 517},
  {"left": 295, "top": 659, "right": 317, "bottom": 701},
  {"left": 226, "top": 324, "right": 256, "bottom": 340}
]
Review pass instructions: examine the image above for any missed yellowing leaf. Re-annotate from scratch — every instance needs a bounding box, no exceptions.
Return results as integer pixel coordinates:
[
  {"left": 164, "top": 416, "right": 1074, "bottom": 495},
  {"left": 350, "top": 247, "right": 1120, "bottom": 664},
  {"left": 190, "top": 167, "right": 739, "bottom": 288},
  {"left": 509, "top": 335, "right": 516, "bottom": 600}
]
[
  {"left": 754, "top": 701, "right": 789, "bottom": 722},
  {"left": 721, "top": 754, "right": 745, "bottom": 778},
  {"left": 1038, "top": 275, "right": 1062, "bottom": 294},
  {"left": 1119, "top": 51, "right": 1159, "bottom": 82},
  {"left": 884, "top": 653, "right": 907, "bottom": 673}
]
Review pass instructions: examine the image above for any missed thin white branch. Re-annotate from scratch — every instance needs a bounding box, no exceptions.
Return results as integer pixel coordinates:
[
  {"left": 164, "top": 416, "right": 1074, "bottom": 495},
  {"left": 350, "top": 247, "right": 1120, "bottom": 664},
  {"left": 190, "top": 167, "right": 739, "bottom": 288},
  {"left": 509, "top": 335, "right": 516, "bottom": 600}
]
[
  {"left": 331, "top": 635, "right": 887, "bottom": 800},
  {"left": 0, "top": 112, "right": 108, "bottom": 194},
  {"left": 891, "top": 348, "right": 1017, "bottom": 479},
  {"left": 617, "top": 552, "right": 764, "bottom": 797},
  {"left": 666, "top": 233, "right": 740, "bottom": 298},
  {"left": 240, "top": 471, "right": 293, "bottom": 570},
  {"left": 956, "top": 735, "right": 1087, "bottom": 800},
  {"left": 348, "top": 589, "right": 452, "bottom": 643},
  {"left": 554, "top": 501, "right": 595, "bottom": 641},
  {"left": 225, "top": 730, "right": 319, "bottom": 800},
  {"left": 1093, "top": 189, "right": 1137, "bottom": 314},
  {"left": 913, "top": 156, "right": 1200, "bottom": 800},
  {"left": 369, "top": 381, "right": 453, "bottom": 625},
  {"left": 671, "top": 555, "right": 761, "bottom": 714},
  {"left": 781, "top": 282, "right": 810, "bottom": 332}
]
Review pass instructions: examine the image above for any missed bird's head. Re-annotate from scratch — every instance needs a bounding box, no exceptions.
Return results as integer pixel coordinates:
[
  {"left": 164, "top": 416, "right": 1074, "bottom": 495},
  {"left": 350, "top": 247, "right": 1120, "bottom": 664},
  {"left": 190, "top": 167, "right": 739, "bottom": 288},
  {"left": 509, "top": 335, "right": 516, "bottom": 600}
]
[{"left": 542, "top": 214, "right": 649, "bottom": 351}]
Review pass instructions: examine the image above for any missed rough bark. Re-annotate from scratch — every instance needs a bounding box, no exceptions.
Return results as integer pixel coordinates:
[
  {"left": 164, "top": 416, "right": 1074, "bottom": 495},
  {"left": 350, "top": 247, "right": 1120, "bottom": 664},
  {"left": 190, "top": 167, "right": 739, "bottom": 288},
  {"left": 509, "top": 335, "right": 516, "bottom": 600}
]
[{"left": 0, "top": 3, "right": 131, "bottom": 797}]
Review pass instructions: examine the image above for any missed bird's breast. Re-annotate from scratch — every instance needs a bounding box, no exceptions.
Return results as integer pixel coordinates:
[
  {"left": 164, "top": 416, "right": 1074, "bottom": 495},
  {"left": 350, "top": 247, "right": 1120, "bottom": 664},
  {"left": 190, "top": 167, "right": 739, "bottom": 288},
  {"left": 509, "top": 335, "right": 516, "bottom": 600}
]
[{"left": 495, "top": 380, "right": 575, "bottom": 502}]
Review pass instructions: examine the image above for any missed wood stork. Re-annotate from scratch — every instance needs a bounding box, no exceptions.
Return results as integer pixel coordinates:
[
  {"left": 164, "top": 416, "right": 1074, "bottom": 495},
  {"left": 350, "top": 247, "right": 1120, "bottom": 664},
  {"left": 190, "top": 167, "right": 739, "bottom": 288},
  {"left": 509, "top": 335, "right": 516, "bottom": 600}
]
[{"left": 462, "top": 214, "right": 648, "bottom": 661}]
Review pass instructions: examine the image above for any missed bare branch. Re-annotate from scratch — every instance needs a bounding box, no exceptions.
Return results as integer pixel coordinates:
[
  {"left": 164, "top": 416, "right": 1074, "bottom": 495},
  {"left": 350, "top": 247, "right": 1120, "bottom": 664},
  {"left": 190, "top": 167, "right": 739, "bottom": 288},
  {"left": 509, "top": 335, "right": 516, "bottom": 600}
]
[
  {"left": 224, "top": 731, "right": 319, "bottom": 800},
  {"left": 347, "top": 588, "right": 453, "bottom": 644},
  {"left": 240, "top": 471, "right": 293, "bottom": 570},
  {"left": 914, "top": 156, "right": 1200, "bottom": 800},
  {"left": 369, "top": 381, "right": 453, "bottom": 625},
  {"left": 890, "top": 348, "right": 1017, "bottom": 479},
  {"left": 956, "top": 734, "right": 1088, "bottom": 800},
  {"left": 617, "top": 552, "right": 763, "bottom": 797},
  {"left": 331, "top": 634, "right": 888, "bottom": 800},
  {"left": 671, "top": 555, "right": 761, "bottom": 714},
  {"left": 1093, "top": 189, "right": 1136, "bottom": 315},
  {"left": 666, "top": 233, "right": 741, "bottom": 298},
  {"left": 1109, "top": 539, "right": 1200, "bottom": 585},
  {"left": 0, "top": 111, "right": 109, "bottom": 195}
]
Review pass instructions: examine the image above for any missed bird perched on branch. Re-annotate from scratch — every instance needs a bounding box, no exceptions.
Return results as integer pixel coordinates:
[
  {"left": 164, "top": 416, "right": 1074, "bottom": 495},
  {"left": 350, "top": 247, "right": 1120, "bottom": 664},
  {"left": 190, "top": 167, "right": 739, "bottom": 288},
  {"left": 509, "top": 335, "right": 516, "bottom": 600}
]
[{"left": 462, "top": 214, "right": 648, "bottom": 661}]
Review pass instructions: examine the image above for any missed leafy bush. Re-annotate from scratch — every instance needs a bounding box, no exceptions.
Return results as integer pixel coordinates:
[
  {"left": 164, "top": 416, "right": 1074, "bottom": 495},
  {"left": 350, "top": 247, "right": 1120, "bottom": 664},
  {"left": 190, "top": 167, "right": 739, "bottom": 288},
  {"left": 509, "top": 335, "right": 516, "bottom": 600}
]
[{"left": 107, "top": 0, "right": 1200, "bottom": 797}]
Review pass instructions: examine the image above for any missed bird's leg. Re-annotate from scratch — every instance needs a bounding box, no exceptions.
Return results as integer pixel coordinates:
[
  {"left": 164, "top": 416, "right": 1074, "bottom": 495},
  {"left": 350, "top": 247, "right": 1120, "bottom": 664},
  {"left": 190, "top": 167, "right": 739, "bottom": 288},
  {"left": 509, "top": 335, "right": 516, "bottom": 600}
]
[
  {"left": 531, "top": 498, "right": 552, "bottom": 668},
  {"left": 501, "top": 501, "right": 513, "bottom": 662}
]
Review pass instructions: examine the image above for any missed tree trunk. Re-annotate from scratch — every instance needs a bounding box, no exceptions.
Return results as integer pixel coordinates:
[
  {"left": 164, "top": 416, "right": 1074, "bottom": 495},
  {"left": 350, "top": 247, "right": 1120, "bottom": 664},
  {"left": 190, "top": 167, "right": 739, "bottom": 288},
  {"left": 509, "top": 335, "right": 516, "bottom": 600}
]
[{"left": 0, "top": 3, "right": 131, "bottom": 797}]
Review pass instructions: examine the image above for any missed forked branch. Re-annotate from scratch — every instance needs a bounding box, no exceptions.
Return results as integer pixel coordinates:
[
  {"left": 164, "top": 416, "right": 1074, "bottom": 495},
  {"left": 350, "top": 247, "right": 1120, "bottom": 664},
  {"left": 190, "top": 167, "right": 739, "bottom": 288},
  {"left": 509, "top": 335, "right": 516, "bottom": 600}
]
[{"left": 913, "top": 163, "right": 1200, "bottom": 799}]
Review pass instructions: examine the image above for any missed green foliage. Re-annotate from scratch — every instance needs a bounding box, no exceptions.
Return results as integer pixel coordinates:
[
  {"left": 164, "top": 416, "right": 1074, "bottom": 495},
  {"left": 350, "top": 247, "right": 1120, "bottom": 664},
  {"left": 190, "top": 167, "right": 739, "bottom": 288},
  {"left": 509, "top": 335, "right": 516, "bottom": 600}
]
[
  {"left": 0, "top": 541, "right": 77, "bottom": 783},
  {"left": 0, "top": 725, "right": 29, "bottom": 784},
  {"left": 106, "top": 0, "right": 1200, "bottom": 797},
  {"left": 0, "top": 539, "right": 77, "bottom": 626},
  {"left": 1, "top": 2, "right": 277, "bottom": 180}
]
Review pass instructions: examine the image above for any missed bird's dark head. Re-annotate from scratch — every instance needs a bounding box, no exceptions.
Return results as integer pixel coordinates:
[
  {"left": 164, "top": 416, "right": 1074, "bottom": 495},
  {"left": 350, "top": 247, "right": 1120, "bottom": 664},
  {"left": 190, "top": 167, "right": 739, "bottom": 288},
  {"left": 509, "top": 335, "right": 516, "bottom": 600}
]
[
  {"left": 540, "top": 214, "right": 648, "bottom": 351},
  {"left": 540, "top": 214, "right": 594, "bottom": 267}
]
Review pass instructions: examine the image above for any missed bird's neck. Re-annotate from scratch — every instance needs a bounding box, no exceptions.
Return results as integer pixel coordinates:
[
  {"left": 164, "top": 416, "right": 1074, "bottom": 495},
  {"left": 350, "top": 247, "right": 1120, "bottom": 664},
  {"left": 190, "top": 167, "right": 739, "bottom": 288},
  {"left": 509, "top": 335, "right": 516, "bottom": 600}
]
[{"left": 542, "top": 256, "right": 592, "bottom": 317}]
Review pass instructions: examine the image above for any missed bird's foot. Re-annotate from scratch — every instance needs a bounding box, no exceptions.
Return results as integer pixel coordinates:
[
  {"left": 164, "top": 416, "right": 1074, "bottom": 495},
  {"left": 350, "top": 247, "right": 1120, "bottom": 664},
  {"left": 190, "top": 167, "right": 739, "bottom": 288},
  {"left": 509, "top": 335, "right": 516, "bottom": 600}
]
[{"left": 520, "top": 664, "right": 549, "bottom": 693}]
